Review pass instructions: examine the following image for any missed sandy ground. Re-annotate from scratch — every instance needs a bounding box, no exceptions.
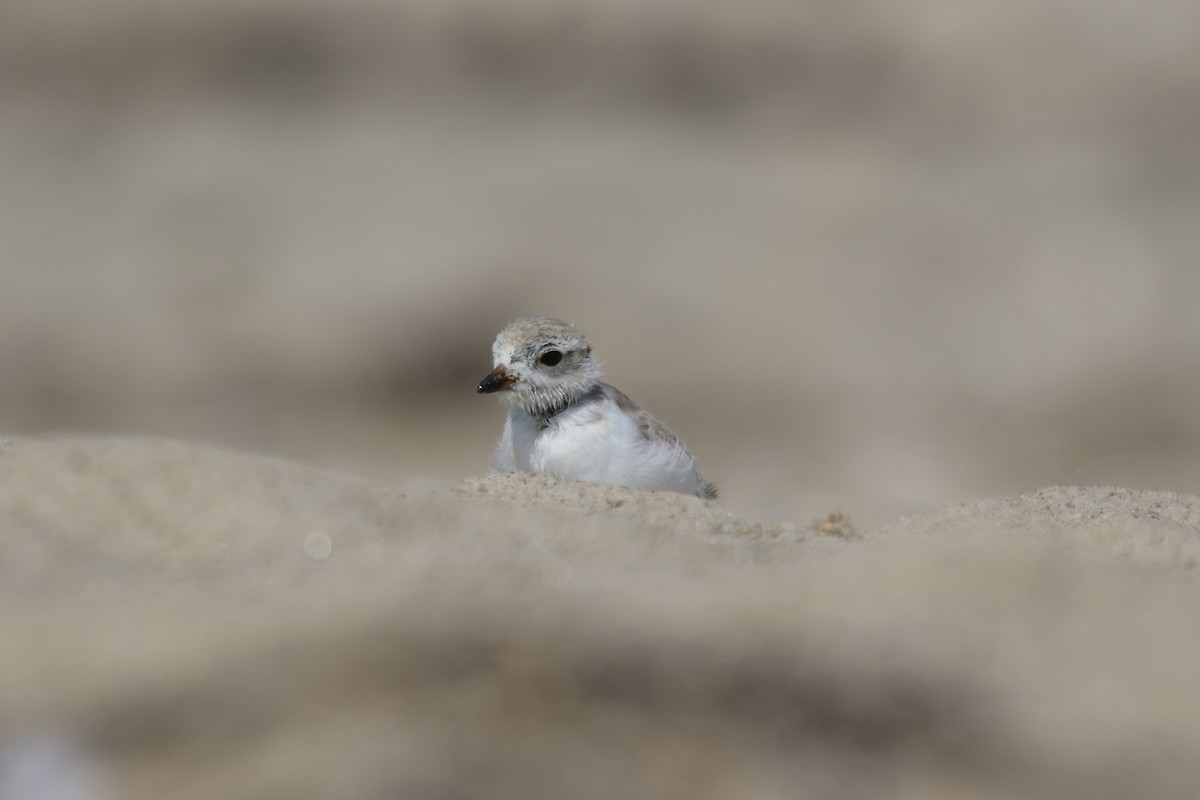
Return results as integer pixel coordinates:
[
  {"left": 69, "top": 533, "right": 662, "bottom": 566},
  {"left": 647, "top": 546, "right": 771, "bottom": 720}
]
[
  {"left": 2, "top": 435, "right": 1200, "bottom": 799},
  {"left": 2, "top": 1, "right": 1200, "bottom": 796}
]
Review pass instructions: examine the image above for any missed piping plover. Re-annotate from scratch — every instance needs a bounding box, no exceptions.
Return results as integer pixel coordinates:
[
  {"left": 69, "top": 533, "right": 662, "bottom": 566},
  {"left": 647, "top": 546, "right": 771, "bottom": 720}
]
[{"left": 477, "top": 317, "right": 717, "bottom": 499}]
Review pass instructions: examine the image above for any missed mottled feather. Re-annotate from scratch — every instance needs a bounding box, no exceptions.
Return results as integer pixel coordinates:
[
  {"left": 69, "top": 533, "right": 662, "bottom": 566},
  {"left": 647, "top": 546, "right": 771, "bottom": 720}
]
[{"left": 481, "top": 317, "right": 717, "bottom": 499}]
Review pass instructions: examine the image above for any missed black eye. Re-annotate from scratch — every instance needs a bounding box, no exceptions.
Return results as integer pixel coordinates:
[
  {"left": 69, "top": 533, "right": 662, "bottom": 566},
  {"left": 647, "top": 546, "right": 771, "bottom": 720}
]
[{"left": 539, "top": 350, "right": 563, "bottom": 366}]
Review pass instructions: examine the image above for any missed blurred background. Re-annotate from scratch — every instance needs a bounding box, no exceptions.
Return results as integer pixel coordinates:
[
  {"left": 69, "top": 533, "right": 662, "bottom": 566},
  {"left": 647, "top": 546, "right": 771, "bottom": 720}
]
[{"left": 2, "top": 0, "right": 1198, "bottom": 526}]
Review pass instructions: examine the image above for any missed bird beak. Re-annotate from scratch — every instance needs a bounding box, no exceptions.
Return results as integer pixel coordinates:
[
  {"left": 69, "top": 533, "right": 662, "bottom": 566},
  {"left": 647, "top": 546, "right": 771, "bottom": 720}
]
[{"left": 477, "top": 366, "right": 516, "bottom": 393}]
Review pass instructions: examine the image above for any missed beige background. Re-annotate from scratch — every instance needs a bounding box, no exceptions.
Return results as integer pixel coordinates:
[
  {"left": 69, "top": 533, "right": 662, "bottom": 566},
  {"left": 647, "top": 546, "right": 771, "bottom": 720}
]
[
  {"left": 4, "top": 0, "right": 1198, "bottom": 526},
  {"left": 3, "top": 5, "right": 1200, "bottom": 795}
]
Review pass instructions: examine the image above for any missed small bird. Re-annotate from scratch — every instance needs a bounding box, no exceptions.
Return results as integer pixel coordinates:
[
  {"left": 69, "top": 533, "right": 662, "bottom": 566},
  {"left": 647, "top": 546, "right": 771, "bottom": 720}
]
[{"left": 477, "top": 317, "right": 717, "bottom": 499}]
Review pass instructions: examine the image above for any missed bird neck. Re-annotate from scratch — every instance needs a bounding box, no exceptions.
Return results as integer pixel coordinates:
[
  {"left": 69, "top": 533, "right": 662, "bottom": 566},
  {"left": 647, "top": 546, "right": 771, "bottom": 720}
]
[{"left": 527, "top": 382, "right": 603, "bottom": 428}]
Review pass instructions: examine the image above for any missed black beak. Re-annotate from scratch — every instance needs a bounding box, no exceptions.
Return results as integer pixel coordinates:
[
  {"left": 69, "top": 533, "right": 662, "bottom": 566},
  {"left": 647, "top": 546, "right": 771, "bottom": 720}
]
[{"left": 477, "top": 366, "right": 515, "bottom": 394}]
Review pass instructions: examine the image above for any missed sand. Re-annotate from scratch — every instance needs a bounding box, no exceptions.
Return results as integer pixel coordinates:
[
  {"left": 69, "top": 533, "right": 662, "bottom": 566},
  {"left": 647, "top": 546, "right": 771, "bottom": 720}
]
[
  {"left": 3, "top": 0, "right": 1200, "bottom": 796},
  {"left": 1, "top": 435, "right": 1198, "bottom": 799}
]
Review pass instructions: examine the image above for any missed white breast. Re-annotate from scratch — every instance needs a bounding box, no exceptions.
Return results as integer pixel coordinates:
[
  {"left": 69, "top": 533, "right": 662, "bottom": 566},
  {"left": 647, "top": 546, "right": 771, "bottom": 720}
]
[{"left": 498, "top": 393, "right": 705, "bottom": 495}]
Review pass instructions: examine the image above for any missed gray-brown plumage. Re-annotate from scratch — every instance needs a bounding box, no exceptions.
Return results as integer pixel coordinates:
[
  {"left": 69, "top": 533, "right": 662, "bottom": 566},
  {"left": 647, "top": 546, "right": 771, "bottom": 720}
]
[{"left": 478, "top": 317, "right": 717, "bottom": 499}]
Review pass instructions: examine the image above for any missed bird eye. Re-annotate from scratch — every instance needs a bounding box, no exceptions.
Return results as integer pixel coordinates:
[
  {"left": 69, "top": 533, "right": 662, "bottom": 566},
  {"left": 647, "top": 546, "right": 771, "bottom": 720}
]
[{"left": 539, "top": 350, "right": 563, "bottom": 366}]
